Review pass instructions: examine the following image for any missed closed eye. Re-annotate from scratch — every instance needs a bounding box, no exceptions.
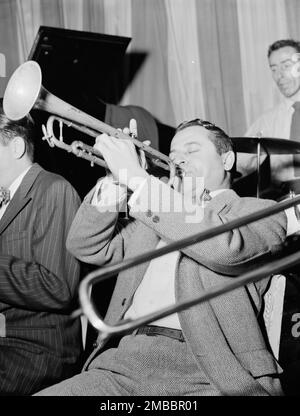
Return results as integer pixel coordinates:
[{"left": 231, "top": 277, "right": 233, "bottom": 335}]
[{"left": 186, "top": 145, "right": 201, "bottom": 153}]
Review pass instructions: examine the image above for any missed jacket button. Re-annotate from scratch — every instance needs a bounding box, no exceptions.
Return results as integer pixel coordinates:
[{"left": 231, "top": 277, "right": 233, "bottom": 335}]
[
  {"left": 121, "top": 298, "right": 127, "bottom": 306},
  {"left": 152, "top": 215, "right": 159, "bottom": 223},
  {"left": 93, "top": 341, "right": 98, "bottom": 348},
  {"left": 146, "top": 209, "right": 152, "bottom": 217}
]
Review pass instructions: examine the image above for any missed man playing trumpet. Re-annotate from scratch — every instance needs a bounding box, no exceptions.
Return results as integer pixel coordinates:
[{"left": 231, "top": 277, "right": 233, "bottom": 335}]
[{"left": 37, "top": 118, "right": 287, "bottom": 396}]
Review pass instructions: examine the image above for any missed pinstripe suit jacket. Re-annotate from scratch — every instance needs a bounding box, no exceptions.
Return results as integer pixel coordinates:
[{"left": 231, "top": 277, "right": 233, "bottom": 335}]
[
  {"left": 0, "top": 163, "right": 82, "bottom": 395},
  {"left": 67, "top": 176, "right": 287, "bottom": 396}
]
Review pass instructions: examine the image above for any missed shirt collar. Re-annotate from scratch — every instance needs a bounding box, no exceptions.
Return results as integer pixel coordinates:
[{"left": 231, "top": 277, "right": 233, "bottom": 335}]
[
  {"left": 210, "top": 189, "right": 228, "bottom": 198},
  {"left": 281, "top": 95, "right": 300, "bottom": 111},
  {"left": 199, "top": 188, "right": 228, "bottom": 206}
]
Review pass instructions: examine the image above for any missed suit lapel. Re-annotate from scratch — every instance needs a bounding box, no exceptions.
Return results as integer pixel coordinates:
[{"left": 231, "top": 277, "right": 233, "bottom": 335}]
[{"left": 0, "top": 164, "right": 42, "bottom": 235}]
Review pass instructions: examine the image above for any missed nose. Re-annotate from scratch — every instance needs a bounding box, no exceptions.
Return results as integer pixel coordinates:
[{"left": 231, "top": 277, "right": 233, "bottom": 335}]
[
  {"left": 170, "top": 150, "right": 187, "bottom": 168},
  {"left": 173, "top": 158, "right": 187, "bottom": 166},
  {"left": 173, "top": 158, "right": 187, "bottom": 178},
  {"left": 272, "top": 66, "right": 286, "bottom": 82},
  {"left": 178, "top": 160, "right": 187, "bottom": 166}
]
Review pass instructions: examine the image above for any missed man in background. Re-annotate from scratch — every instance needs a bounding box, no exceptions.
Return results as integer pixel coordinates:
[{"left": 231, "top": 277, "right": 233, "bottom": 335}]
[
  {"left": 236, "top": 39, "right": 300, "bottom": 396},
  {"left": 0, "top": 103, "right": 82, "bottom": 395},
  {"left": 237, "top": 39, "right": 300, "bottom": 195}
]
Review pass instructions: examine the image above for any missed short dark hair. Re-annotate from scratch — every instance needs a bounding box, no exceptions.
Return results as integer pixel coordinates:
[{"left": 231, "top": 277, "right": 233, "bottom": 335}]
[
  {"left": 176, "top": 118, "right": 233, "bottom": 154},
  {"left": 175, "top": 118, "right": 239, "bottom": 179},
  {"left": 0, "top": 99, "right": 35, "bottom": 161},
  {"left": 268, "top": 39, "right": 300, "bottom": 58}
]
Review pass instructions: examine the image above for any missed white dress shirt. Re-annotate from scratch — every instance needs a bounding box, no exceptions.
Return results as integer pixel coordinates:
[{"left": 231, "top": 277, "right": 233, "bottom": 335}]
[{"left": 237, "top": 98, "right": 296, "bottom": 184}]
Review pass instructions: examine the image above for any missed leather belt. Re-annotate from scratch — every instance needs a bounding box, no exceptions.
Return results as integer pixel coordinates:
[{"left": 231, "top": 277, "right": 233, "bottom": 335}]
[{"left": 134, "top": 325, "right": 185, "bottom": 342}]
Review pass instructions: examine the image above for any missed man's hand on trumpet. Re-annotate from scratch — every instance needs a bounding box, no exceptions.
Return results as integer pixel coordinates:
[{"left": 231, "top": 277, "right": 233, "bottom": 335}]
[{"left": 93, "top": 119, "right": 150, "bottom": 191}]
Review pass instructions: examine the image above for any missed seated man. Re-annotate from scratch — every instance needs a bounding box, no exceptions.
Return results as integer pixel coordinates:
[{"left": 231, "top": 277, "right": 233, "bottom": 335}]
[
  {"left": 37, "top": 118, "right": 287, "bottom": 396},
  {"left": 0, "top": 105, "right": 82, "bottom": 395}
]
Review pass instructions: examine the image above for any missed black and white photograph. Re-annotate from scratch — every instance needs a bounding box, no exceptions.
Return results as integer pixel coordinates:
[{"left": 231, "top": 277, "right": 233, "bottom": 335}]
[{"left": 0, "top": 0, "right": 299, "bottom": 402}]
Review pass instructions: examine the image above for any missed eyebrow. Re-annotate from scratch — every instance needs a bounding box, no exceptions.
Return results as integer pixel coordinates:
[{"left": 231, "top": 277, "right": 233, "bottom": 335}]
[
  {"left": 170, "top": 141, "right": 201, "bottom": 153},
  {"left": 269, "top": 58, "right": 293, "bottom": 68}
]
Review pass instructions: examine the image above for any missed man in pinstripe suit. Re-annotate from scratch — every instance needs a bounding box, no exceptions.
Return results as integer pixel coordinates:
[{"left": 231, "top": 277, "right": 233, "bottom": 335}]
[
  {"left": 0, "top": 106, "right": 83, "bottom": 395},
  {"left": 37, "top": 119, "right": 287, "bottom": 396}
]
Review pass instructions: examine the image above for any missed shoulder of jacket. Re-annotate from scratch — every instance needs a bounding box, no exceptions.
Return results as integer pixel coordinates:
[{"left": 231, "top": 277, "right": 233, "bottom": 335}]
[{"left": 35, "top": 168, "right": 79, "bottom": 200}]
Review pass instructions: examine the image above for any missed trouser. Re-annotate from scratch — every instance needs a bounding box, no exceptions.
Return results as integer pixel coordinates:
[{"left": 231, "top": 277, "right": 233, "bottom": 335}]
[{"left": 35, "top": 331, "right": 219, "bottom": 396}]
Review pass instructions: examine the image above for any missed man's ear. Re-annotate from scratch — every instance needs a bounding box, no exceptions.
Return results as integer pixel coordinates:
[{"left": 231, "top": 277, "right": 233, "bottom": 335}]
[
  {"left": 222, "top": 150, "right": 235, "bottom": 172},
  {"left": 11, "top": 136, "right": 26, "bottom": 159}
]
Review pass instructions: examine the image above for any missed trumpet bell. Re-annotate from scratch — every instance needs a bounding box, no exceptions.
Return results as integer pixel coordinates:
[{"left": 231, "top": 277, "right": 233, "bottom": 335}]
[
  {"left": 3, "top": 60, "right": 176, "bottom": 175},
  {"left": 3, "top": 60, "right": 42, "bottom": 120}
]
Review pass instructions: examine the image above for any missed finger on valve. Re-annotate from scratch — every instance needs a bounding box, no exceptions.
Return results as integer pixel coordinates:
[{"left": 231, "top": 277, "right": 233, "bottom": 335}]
[
  {"left": 122, "top": 119, "right": 149, "bottom": 170},
  {"left": 129, "top": 118, "right": 138, "bottom": 138},
  {"left": 122, "top": 119, "right": 137, "bottom": 138},
  {"left": 139, "top": 139, "right": 151, "bottom": 170}
]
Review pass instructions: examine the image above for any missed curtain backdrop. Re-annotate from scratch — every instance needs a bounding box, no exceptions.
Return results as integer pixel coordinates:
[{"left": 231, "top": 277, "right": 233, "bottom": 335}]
[{"left": 1, "top": 0, "right": 300, "bottom": 140}]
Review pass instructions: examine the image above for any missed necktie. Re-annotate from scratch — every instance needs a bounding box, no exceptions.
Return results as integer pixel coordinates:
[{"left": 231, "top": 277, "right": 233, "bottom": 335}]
[
  {"left": 199, "top": 188, "right": 212, "bottom": 207},
  {"left": 290, "top": 102, "right": 300, "bottom": 177},
  {"left": 0, "top": 187, "right": 10, "bottom": 207}
]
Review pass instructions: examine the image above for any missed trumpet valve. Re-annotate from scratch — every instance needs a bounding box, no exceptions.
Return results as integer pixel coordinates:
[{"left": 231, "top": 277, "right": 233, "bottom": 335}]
[
  {"left": 41, "top": 124, "right": 55, "bottom": 148},
  {"left": 89, "top": 153, "right": 95, "bottom": 167}
]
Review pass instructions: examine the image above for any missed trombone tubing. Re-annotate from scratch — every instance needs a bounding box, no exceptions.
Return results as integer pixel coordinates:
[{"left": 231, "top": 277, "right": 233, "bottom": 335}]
[{"left": 78, "top": 194, "right": 300, "bottom": 339}]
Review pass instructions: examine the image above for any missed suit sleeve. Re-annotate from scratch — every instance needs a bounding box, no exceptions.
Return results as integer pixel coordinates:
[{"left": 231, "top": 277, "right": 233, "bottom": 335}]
[
  {"left": 66, "top": 186, "right": 137, "bottom": 266},
  {"left": 0, "top": 179, "right": 81, "bottom": 311},
  {"left": 128, "top": 176, "right": 287, "bottom": 275}
]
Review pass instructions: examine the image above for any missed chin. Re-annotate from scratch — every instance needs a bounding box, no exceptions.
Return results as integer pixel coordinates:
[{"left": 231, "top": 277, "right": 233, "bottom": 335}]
[
  {"left": 283, "top": 87, "right": 300, "bottom": 98},
  {"left": 280, "top": 89, "right": 292, "bottom": 97},
  {"left": 285, "top": 92, "right": 297, "bottom": 98}
]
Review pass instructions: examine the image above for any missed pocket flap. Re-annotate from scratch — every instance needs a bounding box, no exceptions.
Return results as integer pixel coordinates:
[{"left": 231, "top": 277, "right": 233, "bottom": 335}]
[{"left": 236, "top": 349, "right": 282, "bottom": 378}]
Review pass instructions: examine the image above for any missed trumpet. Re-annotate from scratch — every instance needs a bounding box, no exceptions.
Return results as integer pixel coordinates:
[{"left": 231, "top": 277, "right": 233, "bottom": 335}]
[
  {"left": 76, "top": 195, "right": 300, "bottom": 341},
  {"left": 3, "top": 61, "right": 181, "bottom": 181}
]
